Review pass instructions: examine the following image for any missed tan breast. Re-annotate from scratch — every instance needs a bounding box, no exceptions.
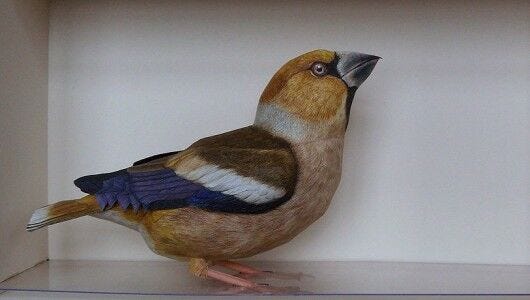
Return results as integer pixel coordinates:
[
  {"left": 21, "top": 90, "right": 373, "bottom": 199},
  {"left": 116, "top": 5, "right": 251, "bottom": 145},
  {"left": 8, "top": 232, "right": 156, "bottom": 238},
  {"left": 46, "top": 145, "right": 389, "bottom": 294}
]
[{"left": 137, "top": 138, "right": 344, "bottom": 261}]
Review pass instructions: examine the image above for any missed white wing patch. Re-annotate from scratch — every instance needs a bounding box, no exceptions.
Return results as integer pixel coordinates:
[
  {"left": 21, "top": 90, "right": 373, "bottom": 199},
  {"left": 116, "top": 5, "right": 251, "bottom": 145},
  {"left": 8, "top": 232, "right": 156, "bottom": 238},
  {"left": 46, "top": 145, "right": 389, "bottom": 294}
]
[{"left": 175, "top": 164, "right": 286, "bottom": 204}]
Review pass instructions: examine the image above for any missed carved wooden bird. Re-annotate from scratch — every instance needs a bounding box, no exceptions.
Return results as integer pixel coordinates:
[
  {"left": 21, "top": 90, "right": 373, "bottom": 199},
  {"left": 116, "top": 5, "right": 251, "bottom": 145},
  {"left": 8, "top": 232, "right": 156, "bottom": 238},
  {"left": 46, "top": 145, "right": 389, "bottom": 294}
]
[{"left": 27, "top": 49, "right": 379, "bottom": 288}]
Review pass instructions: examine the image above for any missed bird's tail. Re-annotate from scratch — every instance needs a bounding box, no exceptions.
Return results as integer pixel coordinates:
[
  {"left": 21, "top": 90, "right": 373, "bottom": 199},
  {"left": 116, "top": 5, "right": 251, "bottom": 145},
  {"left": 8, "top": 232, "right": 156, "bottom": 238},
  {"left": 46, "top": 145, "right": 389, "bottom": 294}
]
[{"left": 26, "top": 195, "right": 101, "bottom": 232}]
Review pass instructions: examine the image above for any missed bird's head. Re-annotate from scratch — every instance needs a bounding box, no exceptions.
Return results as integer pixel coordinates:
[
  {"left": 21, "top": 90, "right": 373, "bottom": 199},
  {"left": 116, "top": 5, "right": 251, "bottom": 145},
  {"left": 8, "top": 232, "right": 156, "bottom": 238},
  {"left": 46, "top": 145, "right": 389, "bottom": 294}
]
[{"left": 254, "top": 49, "right": 379, "bottom": 142}]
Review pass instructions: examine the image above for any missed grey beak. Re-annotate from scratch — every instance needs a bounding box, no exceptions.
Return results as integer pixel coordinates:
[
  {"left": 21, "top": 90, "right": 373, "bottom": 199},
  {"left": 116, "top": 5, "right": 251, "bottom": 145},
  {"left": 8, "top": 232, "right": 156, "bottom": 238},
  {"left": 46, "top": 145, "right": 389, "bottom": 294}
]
[{"left": 336, "top": 52, "right": 380, "bottom": 88}]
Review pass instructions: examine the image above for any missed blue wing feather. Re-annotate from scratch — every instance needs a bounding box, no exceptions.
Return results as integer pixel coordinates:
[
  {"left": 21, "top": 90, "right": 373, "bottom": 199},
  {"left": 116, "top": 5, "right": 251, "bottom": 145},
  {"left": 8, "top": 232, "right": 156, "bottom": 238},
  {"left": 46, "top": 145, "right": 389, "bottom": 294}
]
[
  {"left": 74, "top": 168, "right": 283, "bottom": 214},
  {"left": 74, "top": 169, "right": 128, "bottom": 194}
]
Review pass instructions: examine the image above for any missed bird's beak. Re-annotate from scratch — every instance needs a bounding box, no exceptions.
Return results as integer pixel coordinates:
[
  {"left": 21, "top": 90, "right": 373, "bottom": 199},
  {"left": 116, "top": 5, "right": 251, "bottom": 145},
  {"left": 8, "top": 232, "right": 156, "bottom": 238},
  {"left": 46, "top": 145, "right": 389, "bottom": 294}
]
[{"left": 336, "top": 52, "right": 380, "bottom": 88}]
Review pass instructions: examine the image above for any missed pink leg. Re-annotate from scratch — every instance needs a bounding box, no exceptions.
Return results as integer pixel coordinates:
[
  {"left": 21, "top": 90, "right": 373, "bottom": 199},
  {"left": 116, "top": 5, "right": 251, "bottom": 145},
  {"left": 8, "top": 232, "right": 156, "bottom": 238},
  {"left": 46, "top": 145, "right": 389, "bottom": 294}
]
[
  {"left": 189, "top": 257, "right": 287, "bottom": 292},
  {"left": 216, "top": 260, "right": 262, "bottom": 275},
  {"left": 207, "top": 269, "right": 300, "bottom": 294},
  {"left": 215, "top": 260, "right": 306, "bottom": 281},
  {"left": 206, "top": 269, "right": 258, "bottom": 288}
]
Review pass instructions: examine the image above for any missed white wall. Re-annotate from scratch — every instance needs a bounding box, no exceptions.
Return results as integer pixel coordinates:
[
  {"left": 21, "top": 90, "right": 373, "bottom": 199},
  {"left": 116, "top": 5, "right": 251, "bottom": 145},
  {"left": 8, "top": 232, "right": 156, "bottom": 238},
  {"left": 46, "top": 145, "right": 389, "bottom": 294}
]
[
  {"left": 48, "top": 0, "right": 529, "bottom": 264},
  {"left": 0, "top": 0, "right": 49, "bottom": 281}
]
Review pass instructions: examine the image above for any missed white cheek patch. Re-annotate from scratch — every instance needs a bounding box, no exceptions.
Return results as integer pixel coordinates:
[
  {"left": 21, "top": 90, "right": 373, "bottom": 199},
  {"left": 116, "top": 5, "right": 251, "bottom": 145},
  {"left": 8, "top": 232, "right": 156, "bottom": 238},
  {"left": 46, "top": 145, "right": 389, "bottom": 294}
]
[{"left": 175, "top": 164, "right": 286, "bottom": 204}]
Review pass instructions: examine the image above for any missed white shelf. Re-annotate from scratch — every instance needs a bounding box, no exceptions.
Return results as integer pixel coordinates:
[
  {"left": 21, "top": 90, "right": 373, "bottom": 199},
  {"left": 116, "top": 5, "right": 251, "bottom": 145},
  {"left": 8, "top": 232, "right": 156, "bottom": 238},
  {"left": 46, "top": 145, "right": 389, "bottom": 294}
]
[{"left": 1, "top": 260, "right": 529, "bottom": 297}]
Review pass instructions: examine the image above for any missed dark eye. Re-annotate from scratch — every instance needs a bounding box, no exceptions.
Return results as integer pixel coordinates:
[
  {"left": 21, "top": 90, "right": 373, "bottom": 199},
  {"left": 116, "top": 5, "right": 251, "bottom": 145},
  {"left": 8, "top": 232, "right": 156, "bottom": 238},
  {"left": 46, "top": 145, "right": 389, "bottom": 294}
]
[{"left": 311, "top": 62, "right": 328, "bottom": 77}]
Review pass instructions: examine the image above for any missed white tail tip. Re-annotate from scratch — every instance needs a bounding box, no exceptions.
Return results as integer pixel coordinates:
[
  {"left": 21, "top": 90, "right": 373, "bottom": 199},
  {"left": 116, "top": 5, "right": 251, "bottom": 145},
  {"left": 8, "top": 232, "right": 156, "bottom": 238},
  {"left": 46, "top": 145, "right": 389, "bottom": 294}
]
[{"left": 26, "top": 206, "right": 50, "bottom": 232}]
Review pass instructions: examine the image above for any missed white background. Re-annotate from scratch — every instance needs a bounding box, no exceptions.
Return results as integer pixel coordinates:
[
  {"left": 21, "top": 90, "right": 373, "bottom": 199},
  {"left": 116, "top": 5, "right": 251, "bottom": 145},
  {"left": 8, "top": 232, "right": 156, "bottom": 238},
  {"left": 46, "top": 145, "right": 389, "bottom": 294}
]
[{"left": 48, "top": 0, "right": 529, "bottom": 264}]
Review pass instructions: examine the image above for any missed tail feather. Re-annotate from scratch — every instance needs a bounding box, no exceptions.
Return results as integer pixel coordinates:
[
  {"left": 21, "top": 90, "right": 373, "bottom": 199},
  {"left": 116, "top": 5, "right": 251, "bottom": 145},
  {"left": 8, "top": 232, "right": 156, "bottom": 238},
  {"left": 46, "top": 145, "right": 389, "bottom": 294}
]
[{"left": 26, "top": 195, "right": 101, "bottom": 231}]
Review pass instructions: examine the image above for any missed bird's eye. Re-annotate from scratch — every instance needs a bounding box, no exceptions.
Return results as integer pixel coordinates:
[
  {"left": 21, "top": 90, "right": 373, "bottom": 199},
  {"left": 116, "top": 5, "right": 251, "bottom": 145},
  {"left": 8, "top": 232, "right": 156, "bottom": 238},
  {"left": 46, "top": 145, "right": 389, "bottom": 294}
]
[{"left": 311, "top": 62, "right": 328, "bottom": 77}]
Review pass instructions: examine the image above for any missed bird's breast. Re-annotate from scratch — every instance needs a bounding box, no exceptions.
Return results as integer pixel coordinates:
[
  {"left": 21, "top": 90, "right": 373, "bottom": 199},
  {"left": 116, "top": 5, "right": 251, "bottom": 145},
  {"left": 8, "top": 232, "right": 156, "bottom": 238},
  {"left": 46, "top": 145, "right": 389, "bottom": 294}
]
[{"left": 284, "top": 137, "right": 345, "bottom": 228}]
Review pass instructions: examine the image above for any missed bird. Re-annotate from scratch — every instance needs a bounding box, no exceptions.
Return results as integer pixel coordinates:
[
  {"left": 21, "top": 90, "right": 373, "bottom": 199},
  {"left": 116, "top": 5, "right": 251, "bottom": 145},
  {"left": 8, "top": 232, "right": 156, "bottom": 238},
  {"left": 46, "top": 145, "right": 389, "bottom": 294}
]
[{"left": 27, "top": 49, "right": 379, "bottom": 289}]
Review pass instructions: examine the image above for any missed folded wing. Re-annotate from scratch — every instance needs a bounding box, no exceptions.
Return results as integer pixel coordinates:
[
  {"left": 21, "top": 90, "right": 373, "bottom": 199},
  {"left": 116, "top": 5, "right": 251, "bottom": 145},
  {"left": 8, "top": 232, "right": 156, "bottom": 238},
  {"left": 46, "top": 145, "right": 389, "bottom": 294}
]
[{"left": 74, "top": 126, "right": 297, "bottom": 214}]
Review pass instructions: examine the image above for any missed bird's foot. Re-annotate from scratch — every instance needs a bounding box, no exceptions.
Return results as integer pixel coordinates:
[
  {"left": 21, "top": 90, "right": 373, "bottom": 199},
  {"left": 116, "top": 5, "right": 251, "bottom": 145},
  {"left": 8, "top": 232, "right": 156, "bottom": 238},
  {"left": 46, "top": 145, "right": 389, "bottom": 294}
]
[
  {"left": 216, "top": 283, "right": 301, "bottom": 295},
  {"left": 189, "top": 258, "right": 261, "bottom": 290},
  {"left": 206, "top": 268, "right": 301, "bottom": 294},
  {"left": 238, "top": 270, "right": 309, "bottom": 281},
  {"left": 190, "top": 258, "right": 302, "bottom": 294},
  {"left": 206, "top": 268, "right": 258, "bottom": 288},
  {"left": 215, "top": 260, "right": 261, "bottom": 275},
  {"left": 216, "top": 260, "right": 309, "bottom": 281}
]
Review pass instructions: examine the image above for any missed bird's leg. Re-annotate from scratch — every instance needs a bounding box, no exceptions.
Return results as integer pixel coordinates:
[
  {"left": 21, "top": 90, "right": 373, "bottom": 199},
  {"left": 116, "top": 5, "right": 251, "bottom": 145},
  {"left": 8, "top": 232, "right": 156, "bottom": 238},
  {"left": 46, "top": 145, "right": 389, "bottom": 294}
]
[
  {"left": 188, "top": 258, "right": 258, "bottom": 288},
  {"left": 189, "top": 259, "right": 302, "bottom": 294},
  {"left": 216, "top": 260, "right": 262, "bottom": 275},
  {"left": 215, "top": 260, "right": 305, "bottom": 281}
]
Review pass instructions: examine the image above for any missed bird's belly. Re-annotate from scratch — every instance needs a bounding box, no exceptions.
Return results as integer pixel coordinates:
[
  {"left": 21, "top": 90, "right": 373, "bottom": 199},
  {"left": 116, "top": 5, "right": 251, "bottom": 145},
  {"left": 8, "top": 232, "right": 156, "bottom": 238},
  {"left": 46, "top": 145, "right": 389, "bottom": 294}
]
[{"left": 138, "top": 139, "right": 344, "bottom": 260}]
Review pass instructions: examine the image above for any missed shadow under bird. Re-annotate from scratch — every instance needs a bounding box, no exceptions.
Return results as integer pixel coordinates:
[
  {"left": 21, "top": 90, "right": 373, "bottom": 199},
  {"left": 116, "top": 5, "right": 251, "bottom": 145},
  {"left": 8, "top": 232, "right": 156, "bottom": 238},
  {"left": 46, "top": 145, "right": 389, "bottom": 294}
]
[{"left": 27, "top": 49, "right": 379, "bottom": 290}]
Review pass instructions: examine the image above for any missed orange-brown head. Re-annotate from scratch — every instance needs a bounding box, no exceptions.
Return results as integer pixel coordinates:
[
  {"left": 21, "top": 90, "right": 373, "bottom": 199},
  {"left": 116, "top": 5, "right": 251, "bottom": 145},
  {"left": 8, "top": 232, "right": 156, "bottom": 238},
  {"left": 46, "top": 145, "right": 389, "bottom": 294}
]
[{"left": 255, "top": 49, "right": 379, "bottom": 142}]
